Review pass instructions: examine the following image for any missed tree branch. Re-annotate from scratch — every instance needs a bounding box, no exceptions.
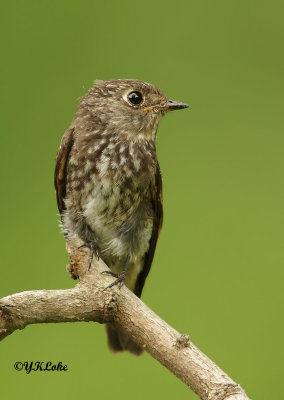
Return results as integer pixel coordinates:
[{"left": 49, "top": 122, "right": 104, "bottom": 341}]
[{"left": 0, "top": 237, "right": 251, "bottom": 400}]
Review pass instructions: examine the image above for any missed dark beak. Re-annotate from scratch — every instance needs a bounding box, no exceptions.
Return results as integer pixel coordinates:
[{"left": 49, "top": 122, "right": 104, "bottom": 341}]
[
  {"left": 143, "top": 99, "right": 189, "bottom": 112},
  {"left": 161, "top": 99, "right": 189, "bottom": 111}
]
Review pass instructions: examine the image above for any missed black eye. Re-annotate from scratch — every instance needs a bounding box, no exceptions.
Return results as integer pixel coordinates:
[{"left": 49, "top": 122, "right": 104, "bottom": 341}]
[{"left": 127, "top": 91, "right": 143, "bottom": 106}]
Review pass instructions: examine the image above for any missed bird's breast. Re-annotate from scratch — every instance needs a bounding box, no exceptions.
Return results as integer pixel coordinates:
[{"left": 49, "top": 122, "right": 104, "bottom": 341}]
[{"left": 68, "top": 135, "right": 157, "bottom": 258}]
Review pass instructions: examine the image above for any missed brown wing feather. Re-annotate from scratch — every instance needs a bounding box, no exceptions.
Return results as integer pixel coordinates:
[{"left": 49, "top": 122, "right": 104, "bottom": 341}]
[
  {"left": 134, "top": 163, "right": 163, "bottom": 297},
  {"left": 54, "top": 128, "right": 75, "bottom": 215}
]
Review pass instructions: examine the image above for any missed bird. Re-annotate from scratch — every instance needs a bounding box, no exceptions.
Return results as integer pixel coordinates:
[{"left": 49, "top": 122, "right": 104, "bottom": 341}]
[{"left": 54, "top": 79, "right": 189, "bottom": 355}]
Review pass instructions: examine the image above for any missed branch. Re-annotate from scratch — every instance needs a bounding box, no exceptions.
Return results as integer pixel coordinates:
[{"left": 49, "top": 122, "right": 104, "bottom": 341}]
[{"left": 0, "top": 237, "right": 251, "bottom": 400}]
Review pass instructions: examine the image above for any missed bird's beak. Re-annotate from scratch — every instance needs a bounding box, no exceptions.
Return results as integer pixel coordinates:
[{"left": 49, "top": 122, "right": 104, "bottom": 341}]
[
  {"left": 161, "top": 99, "right": 190, "bottom": 111},
  {"left": 143, "top": 100, "right": 189, "bottom": 112}
]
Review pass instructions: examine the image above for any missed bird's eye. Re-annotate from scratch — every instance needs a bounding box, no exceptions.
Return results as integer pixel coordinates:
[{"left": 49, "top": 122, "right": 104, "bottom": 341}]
[{"left": 127, "top": 91, "right": 143, "bottom": 106}]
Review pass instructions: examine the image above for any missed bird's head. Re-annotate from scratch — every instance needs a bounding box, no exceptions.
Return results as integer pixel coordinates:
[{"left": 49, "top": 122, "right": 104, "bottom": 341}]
[{"left": 76, "top": 79, "right": 189, "bottom": 142}]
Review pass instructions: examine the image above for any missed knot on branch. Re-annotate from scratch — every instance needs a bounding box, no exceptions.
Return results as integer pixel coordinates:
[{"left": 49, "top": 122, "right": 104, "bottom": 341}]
[
  {"left": 175, "top": 333, "right": 190, "bottom": 349},
  {"left": 66, "top": 237, "right": 89, "bottom": 279},
  {"left": 103, "top": 291, "right": 118, "bottom": 322},
  {"left": 0, "top": 307, "right": 25, "bottom": 338},
  {"left": 0, "top": 302, "right": 14, "bottom": 315}
]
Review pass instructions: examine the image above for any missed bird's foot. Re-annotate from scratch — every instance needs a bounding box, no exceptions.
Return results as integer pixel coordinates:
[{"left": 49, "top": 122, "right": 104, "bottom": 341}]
[
  {"left": 79, "top": 242, "right": 100, "bottom": 269},
  {"left": 102, "top": 270, "right": 126, "bottom": 290}
]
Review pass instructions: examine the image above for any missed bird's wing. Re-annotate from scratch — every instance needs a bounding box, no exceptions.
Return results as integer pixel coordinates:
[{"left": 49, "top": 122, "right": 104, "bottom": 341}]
[
  {"left": 54, "top": 128, "right": 75, "bottom": 215},
  {"left": 134, "top": 163, "right": 163, "bottom": 297}
]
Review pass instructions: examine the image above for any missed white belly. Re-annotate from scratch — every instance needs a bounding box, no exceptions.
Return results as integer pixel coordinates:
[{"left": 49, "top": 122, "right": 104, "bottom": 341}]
[{"left": 82, "top": 177, "right": 154, "bottom": 260}]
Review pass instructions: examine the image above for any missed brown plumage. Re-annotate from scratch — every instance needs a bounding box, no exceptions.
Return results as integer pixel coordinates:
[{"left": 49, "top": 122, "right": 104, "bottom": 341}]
[{"left": 54, "top": 79, "right": 188, "bottom": 355}]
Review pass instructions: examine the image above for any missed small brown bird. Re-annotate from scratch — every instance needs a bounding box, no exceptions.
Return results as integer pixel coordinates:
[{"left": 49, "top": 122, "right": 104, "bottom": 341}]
[{"left": 54, "top": 79, "right": 188, "bottom": 355}]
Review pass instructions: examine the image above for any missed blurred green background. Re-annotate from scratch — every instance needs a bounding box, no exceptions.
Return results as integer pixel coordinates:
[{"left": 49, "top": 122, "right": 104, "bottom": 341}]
[{"left": 0, "top": 1, "right": 283, "bottom": 399}]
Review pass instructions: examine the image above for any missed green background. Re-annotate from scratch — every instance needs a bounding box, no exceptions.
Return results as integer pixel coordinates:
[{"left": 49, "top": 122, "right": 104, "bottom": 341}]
[{"left": 1, "top": 1, "right": 283, "bottom": 399}]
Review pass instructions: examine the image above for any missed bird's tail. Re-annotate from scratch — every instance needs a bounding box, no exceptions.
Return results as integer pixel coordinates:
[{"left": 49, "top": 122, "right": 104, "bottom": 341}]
[{"left": 106, "top": 323, "right": 143, "bottom": 356}]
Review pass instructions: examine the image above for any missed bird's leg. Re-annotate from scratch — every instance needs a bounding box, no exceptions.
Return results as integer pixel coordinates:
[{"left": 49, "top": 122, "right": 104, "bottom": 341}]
[
  {"left": 102, "top": 254, "right": 130, "bottom": 290},
  {"left": 79, "top": 242, "right": 100, "bottom": 269}
]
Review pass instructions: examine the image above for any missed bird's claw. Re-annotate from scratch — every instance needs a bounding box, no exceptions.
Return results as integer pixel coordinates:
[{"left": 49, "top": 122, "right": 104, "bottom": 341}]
[
  {"left": 78, "top": 242, "right": 100, "bottom": 269},
  {"left": 102, "top": 270, "right": 126, "bottom": 290}
]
